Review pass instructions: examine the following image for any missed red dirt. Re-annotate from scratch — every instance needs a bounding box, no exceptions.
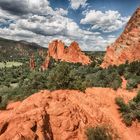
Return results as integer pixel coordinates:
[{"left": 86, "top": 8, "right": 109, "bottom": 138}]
[
  {"left": 121, "top": 76, "right": 127, "bottom": 89},
  {"left": 0, "top": 88, "right": 139, "bottom": 140}
]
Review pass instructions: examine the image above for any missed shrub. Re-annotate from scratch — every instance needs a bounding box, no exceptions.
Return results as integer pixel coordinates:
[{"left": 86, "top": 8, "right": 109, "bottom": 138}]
[
  {"left": 115, "top": 97, "right": 130, "bottom": 113},
  {"left": 117, "top": 64, "right": 125, "bottom": 75},
  {"left": 0, "top": 86, "right": 13, "bottom": 109},
  {"left": 86, "top": 126, "right": 112, "bottom": 140},
  {"left": 126, "top": 79, "right": 137, "bottom": 90},
  {"left": 46, "top": 62, "right": 71, "bottom": 90},
  {"left": 122, "top": 113, "right": 133, "bottom": 126},
  {"left": 116, "top": 91, "right": 140, "bottom": 126},
  {"left": 111, "top": 78, "right": 122, "bottom": 90},
  {"left": 133, "top": 90, "right": 140, "bottom": 103},
  {"left": 0, "top": 96, "right": 1, "bottom": 103}
]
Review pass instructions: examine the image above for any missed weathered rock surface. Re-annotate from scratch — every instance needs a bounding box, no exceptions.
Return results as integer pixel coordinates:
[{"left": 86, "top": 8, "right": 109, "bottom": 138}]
[
  {"left": 29, "top": 54, "right": 36, "bottom": 70},
  {"left": 41, "top": 55, "right": 50, "bottom": 71},
  {"left": 41, "top": 40, "right": 91, "bottom": 70},
  {"left": 101, "top": 7, "right": 140, "bottom": 67},
  {"left": 0, "top": 88, "right": 139, "bottom": 140}
]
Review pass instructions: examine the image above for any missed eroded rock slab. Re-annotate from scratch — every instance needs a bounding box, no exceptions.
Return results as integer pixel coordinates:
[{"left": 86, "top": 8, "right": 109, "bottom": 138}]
[{"left": 0, "top": 89, "right": 140, "bottom": 140}]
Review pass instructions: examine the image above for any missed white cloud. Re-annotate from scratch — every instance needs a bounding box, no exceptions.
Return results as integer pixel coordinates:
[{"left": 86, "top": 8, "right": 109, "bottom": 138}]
[
  {"left": 55, "top": 8, "right": 68, "bottom": 16},
  {"left": 69, "top": 0, "right": 88, "bottom": 10},
  {"left": 81, "top": 10, "right": 130, "bottom": 32},
  {"left": 0, "top": 13, "right": 114, "bottom": 51},
  {"left": 0, "top": 0, "right": 119, "bottom": 51},
  {"left": 0, "top": 0, "right": 68, "bottom": 17},
  {"left": 0, "top": 0, "right": 51, "bottom": 15},
  {"left": 0, "top": 8, "right": 18, "bottom": 21}
]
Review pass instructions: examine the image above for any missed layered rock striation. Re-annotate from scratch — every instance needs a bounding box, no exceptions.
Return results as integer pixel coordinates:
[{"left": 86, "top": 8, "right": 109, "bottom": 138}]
[
  {"left": 101, "top": 7, "right": 140, "bottom": 67},
  {"left": 41, "top": 40, "right": 91, "bottom": 70}
]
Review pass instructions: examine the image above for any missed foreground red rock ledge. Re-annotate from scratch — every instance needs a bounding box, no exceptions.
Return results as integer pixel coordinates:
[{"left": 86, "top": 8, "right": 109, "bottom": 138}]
[
  {"left": 101, "top": 7, "right": 140, "bottom": 67},
  {"left": 41, "top": 40, "right": 91, "bottom": 70},
  {"left": 0, "top": 88, "right": 139, "bottom": 140}
]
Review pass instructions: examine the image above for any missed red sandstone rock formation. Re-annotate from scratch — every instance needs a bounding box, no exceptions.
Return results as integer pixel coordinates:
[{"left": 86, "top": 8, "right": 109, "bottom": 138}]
[
  {"left": 63, "top": 41, "right": 91, "bottom": 64},
  {"left": 41, "top": 40, "right": 91, "bottom": 70},
  {"left": 29, "top": 54, "right": 35, "bottom": 70},
  {"left": 41, "top": 55, "right": 50, "bottom": 71},
  {"left": 38, "top": 48, "right": 45, "bottom": 57},
  {"left": 0, "top": 88, "right": 140, "bottom": 140},
  {"left": 101, "top": 7, "right": 140, "bottom": 67}
]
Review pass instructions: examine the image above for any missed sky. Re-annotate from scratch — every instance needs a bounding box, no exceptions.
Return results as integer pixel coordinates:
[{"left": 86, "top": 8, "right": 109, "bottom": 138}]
[{"left": 0, "top": 0, "right": 139, "bottom": 51}]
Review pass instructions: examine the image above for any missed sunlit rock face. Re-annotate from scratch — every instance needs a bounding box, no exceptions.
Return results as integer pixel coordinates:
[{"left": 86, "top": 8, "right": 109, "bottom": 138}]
[
  {"left": 41, "top": 40, "right": 91, "bottom": 70},
  {"left": 101, "top": 7, "right": 140, "bottom": 68},
  {"left": 29, "top": 54, "right": 36, "bottom": 70}
]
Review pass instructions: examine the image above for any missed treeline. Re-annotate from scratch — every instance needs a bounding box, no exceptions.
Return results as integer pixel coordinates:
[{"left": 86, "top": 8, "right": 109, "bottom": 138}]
[{"left": 0, "top": 57, "right": 140, "bottom": 109}]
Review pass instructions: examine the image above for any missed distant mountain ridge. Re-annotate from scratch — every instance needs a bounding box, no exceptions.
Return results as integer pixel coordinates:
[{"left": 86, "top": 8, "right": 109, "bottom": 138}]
[{"left": 0, "top": 37, "right": 47, "bottom": 61}]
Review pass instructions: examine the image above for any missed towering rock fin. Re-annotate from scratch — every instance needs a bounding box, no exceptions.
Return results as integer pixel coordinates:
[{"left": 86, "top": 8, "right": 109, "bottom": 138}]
[
  {"left": 41, "top": 40, "right": 91, "bottom": 70},
  {"left": 101, "top": 7, "right": 140, "bottom": 67}
]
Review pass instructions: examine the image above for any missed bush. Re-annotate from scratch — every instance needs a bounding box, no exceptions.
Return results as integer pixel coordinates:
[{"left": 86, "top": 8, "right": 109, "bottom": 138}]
[
  {"left": 86, "top": 126, "right": 112, "bottom": 140},
  {"left": 118, "top": 61, "right": 140, "bottom": 90},
  {"left": 122, "top": 114, "right": 133, "bottom": 126},
  {"left": 0, "top": 96, "right": 1, "bottom": 103},
  {"left": 0, "top": 86, "right": 13, "bottom": 109},
  {"left": 115, "top": 97, "right": 130, "bottom": 113},
  {"left": 133, "top": 91, "right": 140, "bottom": 103},
  {"left": 116, "top": 91, "right": 140, "bottom": 126},
  {"left": 46, "top": 62, "right": 71, "bottom": 90},
  {"left": 126, "top": 79, "right": 137, "bottom": 90}
]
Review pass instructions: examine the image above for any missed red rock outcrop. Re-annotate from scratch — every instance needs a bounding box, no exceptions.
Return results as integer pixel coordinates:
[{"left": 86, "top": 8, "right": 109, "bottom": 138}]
[
  {"left": 38, "top": 48, "right": 45, "bottom": 57},
  {"left": 41, "top": 40, "right": 91, "bottom": 70},
  {"left": 0, "top": 88, "right": 140, "bottom": 140},
  {"left": 101, "top": 7, "right": 140, "bottom": 67},
  {"left": 41, "top": 55, "right": 50, "bottom": 71},
  {"left": 29, "top": 54, "right": 35, "bottom": 70}
]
